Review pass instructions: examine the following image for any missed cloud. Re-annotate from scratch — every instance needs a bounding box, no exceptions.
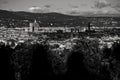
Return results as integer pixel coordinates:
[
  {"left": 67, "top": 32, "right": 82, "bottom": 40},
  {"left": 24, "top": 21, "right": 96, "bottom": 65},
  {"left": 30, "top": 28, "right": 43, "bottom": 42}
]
[
  {"left": 0, "top": 0, "right": 8, "bottom": 7},
  {"left": 69, "top": 4, "right": 79, "bottom": 8},
  {"left": 28, "top": 6, "right": 50, "bottom": 13},
  {"left": 67, "top": 11, "right": 81, "bottom": 15},
  {"left": 44, "top": 5, "right": 51, "bottom": 8},
  {"left": 66, "top": 9, "right": 118, "bottom": 16},
  {"left": 93, "top": 8, "right": 120, "bottom": 14},
  {"left": 92, "top": 0, "right": 111, "bottom": 9},
  {"left": 29, "top": 6, "right": 41, "bottom": 11},
  {"left": 66, "top": 10, "right": 95, "bottom": 16},
  {"left": 0, "top": 0, "right": 8, "bottom": 4},
  {"left": 115, "top": 8, "right": 120, "bottom": 12},
  {"left": 82, "top": 11, "right": 95, "bottom": 15},
  {"left": 80, "top": 4, "right": 87, "bottom": 6},
  {"left": 92, "top": 0, "right": 120, "bottom": 13},
  {"left": 112, "top": 3, "right": 120, "bottom": 12},
  {"left": 94, "top": 10, "right": 109, "bottom": 14}
]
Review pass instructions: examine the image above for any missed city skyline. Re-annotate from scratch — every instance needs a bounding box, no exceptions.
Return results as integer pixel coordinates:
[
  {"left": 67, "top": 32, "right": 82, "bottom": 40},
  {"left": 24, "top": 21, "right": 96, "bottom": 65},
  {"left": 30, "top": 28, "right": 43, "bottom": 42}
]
[{"left": 0, "top": 0, "right": 120, "bottom": 15}]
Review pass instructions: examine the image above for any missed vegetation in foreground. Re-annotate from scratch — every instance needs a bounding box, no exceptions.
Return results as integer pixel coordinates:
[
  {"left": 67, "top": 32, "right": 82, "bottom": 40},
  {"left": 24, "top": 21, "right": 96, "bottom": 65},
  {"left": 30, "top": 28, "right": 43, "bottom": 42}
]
[{"left": 1, "top": 38, "right": 120, "bottom": 80}]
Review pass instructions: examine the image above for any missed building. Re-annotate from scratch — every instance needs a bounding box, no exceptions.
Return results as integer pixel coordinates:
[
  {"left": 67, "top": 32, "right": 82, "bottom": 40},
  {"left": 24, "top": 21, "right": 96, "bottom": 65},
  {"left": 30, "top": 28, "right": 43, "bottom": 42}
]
[
  {"left": 29, "top": 23, "right": 34, "bottom": 32},
  {"left": 33, "top": 20, "right": 39, "bottom": 32},
  {"left": 28, "top": 20, "right": 39, "bottom": 32},
  {"left": 25, "top": 20, "right": 87, "bottom": 33}
]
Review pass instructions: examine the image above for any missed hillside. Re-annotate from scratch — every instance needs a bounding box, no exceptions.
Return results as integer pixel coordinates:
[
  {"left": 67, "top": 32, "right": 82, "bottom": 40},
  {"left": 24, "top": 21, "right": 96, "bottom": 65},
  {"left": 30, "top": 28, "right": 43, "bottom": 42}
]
[{"left": 0, "top": 9, "right": 120, "bottom": 27}]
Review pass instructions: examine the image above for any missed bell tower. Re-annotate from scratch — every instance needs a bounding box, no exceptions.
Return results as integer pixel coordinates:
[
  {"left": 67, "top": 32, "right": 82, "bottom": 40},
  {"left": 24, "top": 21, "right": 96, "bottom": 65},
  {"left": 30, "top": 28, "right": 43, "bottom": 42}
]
[{"left": 33, "top": 20, "right": 39, "bottom": 32}]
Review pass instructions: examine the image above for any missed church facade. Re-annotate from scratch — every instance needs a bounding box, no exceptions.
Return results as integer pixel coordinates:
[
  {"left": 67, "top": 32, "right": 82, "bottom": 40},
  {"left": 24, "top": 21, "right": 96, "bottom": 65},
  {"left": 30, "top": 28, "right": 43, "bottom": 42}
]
[{"left": 29, "top": 20, "right": 39, "bottom": 32}]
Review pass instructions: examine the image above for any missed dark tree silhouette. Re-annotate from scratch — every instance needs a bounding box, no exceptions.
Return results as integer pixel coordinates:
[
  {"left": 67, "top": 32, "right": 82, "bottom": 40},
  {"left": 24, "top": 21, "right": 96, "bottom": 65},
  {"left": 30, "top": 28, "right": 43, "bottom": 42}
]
[{"left": 0, "top": 43, "right": 15, "bottom": 80}]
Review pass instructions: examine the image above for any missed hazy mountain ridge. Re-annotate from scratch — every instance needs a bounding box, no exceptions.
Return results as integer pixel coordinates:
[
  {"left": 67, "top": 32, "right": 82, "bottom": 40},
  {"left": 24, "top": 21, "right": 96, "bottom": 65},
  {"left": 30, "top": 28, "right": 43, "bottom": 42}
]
[
  {"left": 0, "top": 9, "right": 120, "bottom": 20},
  {"left": 0, "top": 10, "right": 79, "bottom": 20},
  {"left": 0, "top": 9, "right": 120, "bottom": 27}
]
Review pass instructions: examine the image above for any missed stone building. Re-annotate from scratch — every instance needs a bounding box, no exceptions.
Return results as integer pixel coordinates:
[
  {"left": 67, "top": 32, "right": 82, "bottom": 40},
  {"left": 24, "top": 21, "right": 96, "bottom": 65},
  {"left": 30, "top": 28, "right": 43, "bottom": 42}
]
[{"left": 29, "top": 20, "right": 39, "bottom": 32}]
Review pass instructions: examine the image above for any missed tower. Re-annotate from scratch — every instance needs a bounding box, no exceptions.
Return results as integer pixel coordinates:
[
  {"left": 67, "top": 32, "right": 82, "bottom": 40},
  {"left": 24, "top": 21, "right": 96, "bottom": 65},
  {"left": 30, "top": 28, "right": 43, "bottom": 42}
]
[
  {"left": 29, "top": 23, "right": 34, "bottom": 32},
  {"left": 29, "top": 20, "right": 39, "bottom": 32},
  {"left": 33, "top": 20, "right": 39, "bottom": 32},
  {"left": 88, "top": 22, "right": 91, "bottom": 31}
]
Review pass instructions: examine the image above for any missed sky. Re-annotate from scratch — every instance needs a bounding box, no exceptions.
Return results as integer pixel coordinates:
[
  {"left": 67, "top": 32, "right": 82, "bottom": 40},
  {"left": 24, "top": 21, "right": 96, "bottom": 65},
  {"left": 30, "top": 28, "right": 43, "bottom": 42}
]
[{"left": 0, "top": 0, "right": 120, "bottom": 15}]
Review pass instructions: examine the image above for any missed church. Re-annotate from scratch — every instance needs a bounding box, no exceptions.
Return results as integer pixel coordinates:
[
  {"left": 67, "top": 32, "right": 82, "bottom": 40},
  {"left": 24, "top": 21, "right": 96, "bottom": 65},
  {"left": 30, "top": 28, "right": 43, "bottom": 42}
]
[{"left": 29, "top": 20, "right": 39, "bottom": 32}]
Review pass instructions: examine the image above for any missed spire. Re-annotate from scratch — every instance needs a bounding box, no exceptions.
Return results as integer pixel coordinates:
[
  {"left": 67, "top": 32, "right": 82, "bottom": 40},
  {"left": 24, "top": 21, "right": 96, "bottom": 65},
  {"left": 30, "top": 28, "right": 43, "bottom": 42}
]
[
  {"left": 34, "top": 20, "right": 37, "bottom": 23},
  {"left": 33, "top": 19, "right": 39, "bottom": 28}
]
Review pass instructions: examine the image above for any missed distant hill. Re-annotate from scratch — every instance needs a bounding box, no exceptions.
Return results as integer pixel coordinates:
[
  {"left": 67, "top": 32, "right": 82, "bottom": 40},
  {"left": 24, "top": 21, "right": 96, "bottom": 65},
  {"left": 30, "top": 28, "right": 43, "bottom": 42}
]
[
  {"left": 87, "top": 13, "right": 120, "bottom": 17},
  {"left": 0, "top": 10, "right": 88, "bottom": 27},
  {"left": 0, "top": 9, "right": 120, "bottom": 27},
  {"left": 0, "top": 10, "right": 80, "bottom": 19},
  {"left": 0, "top": 10, "right": 23, "bottom": 19},
  {"left": 0, "top": 9, "right": 119, "bottom": 18},
  {"left": 0, "top": 9, "right": 120, "bottom": 20}
]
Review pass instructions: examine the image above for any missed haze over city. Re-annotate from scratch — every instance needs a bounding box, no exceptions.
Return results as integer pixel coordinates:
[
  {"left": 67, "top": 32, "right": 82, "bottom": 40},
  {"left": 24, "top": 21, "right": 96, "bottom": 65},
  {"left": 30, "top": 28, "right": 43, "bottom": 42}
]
[{"left": 0, "top": 0, "right": 120, "bottom": 15}]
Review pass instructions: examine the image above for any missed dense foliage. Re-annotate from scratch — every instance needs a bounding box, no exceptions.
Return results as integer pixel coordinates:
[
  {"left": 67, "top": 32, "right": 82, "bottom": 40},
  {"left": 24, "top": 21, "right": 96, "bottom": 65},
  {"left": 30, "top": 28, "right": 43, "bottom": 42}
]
[{"left": 1, "top": 39, "right": 120, "bottom": 80}]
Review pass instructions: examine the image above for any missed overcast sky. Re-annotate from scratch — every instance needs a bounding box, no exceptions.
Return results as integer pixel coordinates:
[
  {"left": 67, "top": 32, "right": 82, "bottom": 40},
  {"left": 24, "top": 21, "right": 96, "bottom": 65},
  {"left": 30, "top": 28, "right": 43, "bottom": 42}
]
[{"left": 0, "top": 0, "right": 120, "bottom": 15}]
